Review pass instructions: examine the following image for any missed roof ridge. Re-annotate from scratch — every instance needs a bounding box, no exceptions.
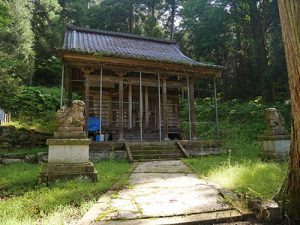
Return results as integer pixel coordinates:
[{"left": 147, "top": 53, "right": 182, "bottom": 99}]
[{"left": 67, "top": 24, "right": 177, "bottom": 44}]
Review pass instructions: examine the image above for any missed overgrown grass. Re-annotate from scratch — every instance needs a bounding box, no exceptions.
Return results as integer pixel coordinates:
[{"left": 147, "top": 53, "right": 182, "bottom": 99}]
[
  {"left": 0, "top": 160, "right": 131, "bottom": 225},
  {"left": 183, "top": 98, "right": 289, "bottom": 199},
  {"left": 184, "top": 155, "right": 287, "bottom": 199},
  {"left": 184, "top": 130, "right": 287, "bottom": 199}
]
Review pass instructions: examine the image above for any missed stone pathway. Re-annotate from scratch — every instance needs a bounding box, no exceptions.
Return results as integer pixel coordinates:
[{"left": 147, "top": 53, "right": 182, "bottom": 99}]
[{"left": 79, "top": 160, "right": 245, "bottom": 225}]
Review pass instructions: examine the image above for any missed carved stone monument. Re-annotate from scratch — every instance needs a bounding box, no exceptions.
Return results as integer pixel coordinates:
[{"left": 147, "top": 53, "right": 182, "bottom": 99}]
[
  {"left": 39, "top": 100, "right": 97, "bottom": 183},
  {"left": 259, "top": 108, "right": 290, "bottom": 159}
]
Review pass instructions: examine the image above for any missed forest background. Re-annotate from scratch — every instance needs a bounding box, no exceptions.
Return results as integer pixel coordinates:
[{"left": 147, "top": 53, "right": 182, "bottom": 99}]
[{"left": 0, "top": 0, "right": 289, "bottom": 129}]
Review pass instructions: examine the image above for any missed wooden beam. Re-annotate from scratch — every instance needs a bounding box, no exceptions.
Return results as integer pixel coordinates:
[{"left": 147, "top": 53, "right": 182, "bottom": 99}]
[
  {"left": 162, "top": 75, "right": 169, "bottom": 140},
  {"left": 87, "top": 74, "right": 184, "bottom": 88}
]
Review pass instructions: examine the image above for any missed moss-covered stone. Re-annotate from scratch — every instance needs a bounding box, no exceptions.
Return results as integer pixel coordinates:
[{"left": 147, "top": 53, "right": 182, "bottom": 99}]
[
  {"left": 39, "top": 162, "right": 98, "bottom": 183},
  {"left": 47, "top": 138, "right": 91, "bottom": 146}
]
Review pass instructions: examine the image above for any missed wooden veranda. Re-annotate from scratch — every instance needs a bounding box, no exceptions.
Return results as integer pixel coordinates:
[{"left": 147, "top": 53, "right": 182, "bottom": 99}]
[{"left": 59, "top": 25, "right": 222, "bottom": 142}]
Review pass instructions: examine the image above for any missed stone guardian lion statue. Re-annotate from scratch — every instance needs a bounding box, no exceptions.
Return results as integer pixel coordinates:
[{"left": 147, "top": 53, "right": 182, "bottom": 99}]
[
  {"left": 265, "top": 108, "right": 288, "bottom": 135},
  {"left": 56, "top": 100, "right": 85, "bottom": 133}
]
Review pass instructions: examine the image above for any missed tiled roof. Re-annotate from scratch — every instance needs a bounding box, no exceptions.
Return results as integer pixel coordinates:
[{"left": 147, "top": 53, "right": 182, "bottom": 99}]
[{"left": 62, "top": 25, "right": 222, "bottom": 69}]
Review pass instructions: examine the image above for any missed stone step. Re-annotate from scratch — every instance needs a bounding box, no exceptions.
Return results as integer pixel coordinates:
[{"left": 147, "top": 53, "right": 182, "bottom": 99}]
[
  {"left": 128, "top": 142, "right": 178, "bottom": 146},
  {"left": 131, "top": 149, "right": 180, "bottom": 154},
  {"left": 133, "top": 158, "right": 181, "bottom": 162},
  {"left": 130, "top": 146, "right": 179, "bottom": 151},
  {"left": 132, "top": 154, "right": 182, "bottom": 160},
  {"left": 126, "top": 142, "right": 182, "bottom": 161}
]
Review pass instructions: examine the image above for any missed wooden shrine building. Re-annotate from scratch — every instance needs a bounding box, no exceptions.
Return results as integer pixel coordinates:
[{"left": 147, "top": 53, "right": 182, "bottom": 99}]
[{"left": 59, "top": 25, "right": 222, "bottom": 142}]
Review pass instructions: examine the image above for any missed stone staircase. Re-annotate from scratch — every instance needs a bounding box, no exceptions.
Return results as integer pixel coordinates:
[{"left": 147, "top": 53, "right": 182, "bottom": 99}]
[{"left": 125, "top": 142, "right": 187, "bottom": 162}]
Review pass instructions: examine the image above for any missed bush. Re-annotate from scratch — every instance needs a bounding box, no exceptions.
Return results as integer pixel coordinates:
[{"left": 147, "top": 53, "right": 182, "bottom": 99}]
[
  {"left": 0, "top": 85, "right": 60, "bottom": 132},
  {"left": 0, "top": 75, "right": 20, "bottom": 112},
  {"left": 182, "top": 97, "right": 291, "bottom": 141},
  {"left": 12, "top": 87, "right": 60, "bottom": 118}
]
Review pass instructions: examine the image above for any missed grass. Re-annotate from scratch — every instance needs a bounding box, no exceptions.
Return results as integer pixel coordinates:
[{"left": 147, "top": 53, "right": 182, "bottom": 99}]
[
  {"left": 6, "top": 120, "right": 56, "bottom": 133},
  {"left": 183, "top": 121, "right": 288, "bottom": 199},
  {"left": 0, "top": 147, "right": 47, "bottom": 156},
  {"left": 0, "top": 160, "right": 131, "bottom": 225}
]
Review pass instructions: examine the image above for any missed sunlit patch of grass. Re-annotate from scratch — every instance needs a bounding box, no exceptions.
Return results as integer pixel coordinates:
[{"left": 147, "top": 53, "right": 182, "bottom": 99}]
[
  {"left": 207, "top": 161, "right": 287, "bottom": 198},
  {"left": 184, "top": 155, "right": 287, "bottom": 199},
  {"left": 0, "top": 160, "right": 131, "bottom": 225}
]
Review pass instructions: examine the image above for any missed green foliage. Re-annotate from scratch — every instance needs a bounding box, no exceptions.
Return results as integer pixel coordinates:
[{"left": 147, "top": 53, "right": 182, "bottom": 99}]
[
  {"left": 0, "top": 86, "right": 60, "bottom": 132},
  {"left": 0, "top": 161, "right": 131, "bottom": 224},
  {"left": 31, "top": 0, "right": 62, "bottom": 86},
  {"left": 12, "top": 87, "right": 60, "bottom": 118},
  {"left": 0, "top": 75, "right": 20, "bottom": 112},
  {"left": 0, "top": 2, "right": 11, "bottom": 29},
  {"left": 0, "top": 0, "right": 35, "bottom": 83},
  {"left": 144, "top": 16, "right": 165, "bottom": 38},
  {"left": 180, "top": 97, "right": 291, "bottom": 140},
  {"left": 181, "top": 0, "right": 287, "bottom": 101}
]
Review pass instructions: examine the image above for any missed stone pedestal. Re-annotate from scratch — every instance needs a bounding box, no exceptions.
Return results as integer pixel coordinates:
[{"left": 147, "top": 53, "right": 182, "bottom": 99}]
[
  {"left": 259, "top": 135, "right": 290, "bottom": 160},
  {"left": 39, "top": 139, "right": 97, "bottom": 183}
]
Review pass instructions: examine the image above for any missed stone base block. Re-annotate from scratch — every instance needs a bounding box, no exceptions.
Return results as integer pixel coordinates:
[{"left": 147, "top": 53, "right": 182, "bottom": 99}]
[
  {"left": 38, "top": 162, "right": 97, "bottom": 183},
  {"left": 259, "top": 135, "right": 290, "bottom": 160},
  {"left": 47, "top": 139, "right": 91, "bottom": 163}
]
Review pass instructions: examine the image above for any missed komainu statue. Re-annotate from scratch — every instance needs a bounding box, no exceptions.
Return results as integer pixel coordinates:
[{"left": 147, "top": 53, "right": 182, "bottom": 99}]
[
  {"left": 265, "top": 108, "right": 288, "bottom": 135},
  {"left": 54, "top": 100, "right": 86, "bottom": 138}
]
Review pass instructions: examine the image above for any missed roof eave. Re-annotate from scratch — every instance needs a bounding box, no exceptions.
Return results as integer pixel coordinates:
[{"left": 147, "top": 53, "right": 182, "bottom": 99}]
[{"left": 59, "top": 49, "right": 222, "bottom": 78}]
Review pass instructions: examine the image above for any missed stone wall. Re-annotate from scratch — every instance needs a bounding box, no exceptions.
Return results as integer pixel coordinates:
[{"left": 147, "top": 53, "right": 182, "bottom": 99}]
[
  {"left": 89, "top": 142, "right": 128, "bottom": 162},
  {"left": 0, "top": 126, "right": 52, "bottom": 150},
  {"left": 0, "top": 152, "right": 48, "bottom": 164},
  {"left": 90, "top": 151, "right": 127, "bottom": 162},
  {"left": 179, "top": 140, "right": 224, "bottom": 156}
]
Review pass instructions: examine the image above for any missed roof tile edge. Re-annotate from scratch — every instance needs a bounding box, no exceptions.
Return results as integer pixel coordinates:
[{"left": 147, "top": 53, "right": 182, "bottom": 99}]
[{"left": 67, "top": 24, "right": 177, "bottom": 45}]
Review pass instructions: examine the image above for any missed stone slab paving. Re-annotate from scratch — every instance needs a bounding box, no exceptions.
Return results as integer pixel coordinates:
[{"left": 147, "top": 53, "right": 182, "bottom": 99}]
[{"left": 80, "top": 160, "right": 243, "bottom": 225}]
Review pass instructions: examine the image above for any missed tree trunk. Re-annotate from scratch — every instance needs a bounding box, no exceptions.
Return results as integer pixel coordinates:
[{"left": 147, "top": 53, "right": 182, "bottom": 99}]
[
  {"left": 128, "top": 0, "right": 134, "bottom": 33},
  {"left": 170, "top": 0, "right": 176, "bottom": 40},
  {"left": 275, "top": 0, "right": 300, "bottom": 221}
]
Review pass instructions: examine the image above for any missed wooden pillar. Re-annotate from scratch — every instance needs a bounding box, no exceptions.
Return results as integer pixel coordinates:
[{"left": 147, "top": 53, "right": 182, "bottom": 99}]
[
  {"left": 117, "top": 72, "right": 125, "bottom": 141},
  {"left": 189, "top": 77, "right": 197, "bottom": 140},
  {"left": 158, "top": 73, "right": 162, "bottom": 141},
  {"left": 139, "top": 70, "right": 143, "bottom": 142},
  {"left": 83, "top": 68, "right": 92, "bottom": 135},
  {"left": 145, "top": 86, "right": 149, "bottom": 128},
  {"left": 128, "top": 83, "right": 133, "bottom": 129},
  {"left": 162, "top": 75, "right": 169, "bottom": 140}
]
